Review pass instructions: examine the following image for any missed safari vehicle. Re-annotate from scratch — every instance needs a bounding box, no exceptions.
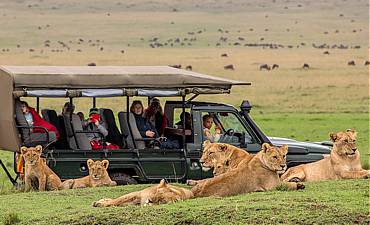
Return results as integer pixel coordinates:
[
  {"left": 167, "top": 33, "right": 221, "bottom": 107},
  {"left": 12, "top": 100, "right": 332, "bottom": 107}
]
[{"left": 0, "top": 66, "right": 331, "bottom": 186}]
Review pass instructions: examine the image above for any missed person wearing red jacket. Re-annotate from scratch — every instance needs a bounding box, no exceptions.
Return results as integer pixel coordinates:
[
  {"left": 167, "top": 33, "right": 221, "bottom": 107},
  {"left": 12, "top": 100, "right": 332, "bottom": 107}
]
[{"left": 20, "top": 101, "right": 60, "bottom": 140}]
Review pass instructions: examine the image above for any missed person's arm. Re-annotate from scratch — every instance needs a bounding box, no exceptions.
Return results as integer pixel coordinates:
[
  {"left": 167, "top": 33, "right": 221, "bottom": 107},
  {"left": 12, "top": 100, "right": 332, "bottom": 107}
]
[{"left": 95, "top": 121, "right": 108, "bottom": 137}]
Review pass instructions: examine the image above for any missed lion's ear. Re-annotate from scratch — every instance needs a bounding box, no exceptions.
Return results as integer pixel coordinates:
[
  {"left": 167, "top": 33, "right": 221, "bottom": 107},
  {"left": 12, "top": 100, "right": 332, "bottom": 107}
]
[
  {"left": 225, "top": 159, "right": 230, "bottom": 166},
  {"left": 346, "top": 129, "right": 357, "bottom": 139},
  {"left": 203, "top": 140, "right": 211, "bottom": 147},
  {"left": 35, "top": 145, "right": 43, "bottom": 154},
  {"left": 101, "top": 160, "right": 109, "bottom": 169},
  {"left": 20, "top": 146, "right": 28, "bottom": 154},
  {"left": 280, "top": 145, "right": 288, "bottom": 155},
  {"left": 262, "top": 143, "right": 270, "bottom": 153},
  {"left": 329, "top": 132, "right": 337, "bottom": 142},
  {"left": 219, "top": 144, "right": 227, "bottom": 152},
  {"left": 87, "top": 159, "right": 94, "bottom": 168},
  {"left": 158, "top": 179, "right": 167, "bottom": 188}
]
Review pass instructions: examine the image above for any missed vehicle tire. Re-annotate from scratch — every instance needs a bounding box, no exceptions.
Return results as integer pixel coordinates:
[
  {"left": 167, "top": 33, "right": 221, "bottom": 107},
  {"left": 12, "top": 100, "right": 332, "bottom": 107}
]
[{"left": 110, "top": 172, "right": 137, "bottom": 185}]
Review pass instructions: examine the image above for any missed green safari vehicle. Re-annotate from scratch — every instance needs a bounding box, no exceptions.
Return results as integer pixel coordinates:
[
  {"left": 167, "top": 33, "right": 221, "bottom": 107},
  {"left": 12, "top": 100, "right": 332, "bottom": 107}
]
[{"left": 0, "top": 66, "right": 332, "bottom": 185}]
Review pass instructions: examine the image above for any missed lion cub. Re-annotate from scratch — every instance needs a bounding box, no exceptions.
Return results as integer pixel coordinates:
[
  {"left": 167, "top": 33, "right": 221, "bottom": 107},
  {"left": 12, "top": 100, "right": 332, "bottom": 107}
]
[
  {"left": 282, "top": 129, "right": 370, "bottom": 182},
  {"left": 191, "top": 143, "right": 304, "bottom": 197},
  {"left": 21, "top": 145, "right": 61, "bottom": 191},
  {"left": 60, "top": 159, "right": 117, "bottom": 189},
  {"left": 93, "top": 179, "right": 194, "bottom": 207}
]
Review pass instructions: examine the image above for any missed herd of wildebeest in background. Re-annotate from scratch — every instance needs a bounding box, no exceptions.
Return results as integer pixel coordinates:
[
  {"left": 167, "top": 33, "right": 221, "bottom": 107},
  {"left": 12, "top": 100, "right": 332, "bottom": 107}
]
[{"left": 1, "top": 3, "right": 368, "bottom": 72}]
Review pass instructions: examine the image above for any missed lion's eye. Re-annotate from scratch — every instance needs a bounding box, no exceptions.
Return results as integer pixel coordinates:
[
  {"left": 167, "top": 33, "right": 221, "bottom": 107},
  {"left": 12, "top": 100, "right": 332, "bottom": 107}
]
[
  {"left": 344, "top": 140, "right": 349, "bottom": 143},
  {"left": 273, "top": 156, "right": 278, "bottom": 159},
  {"left": 209, "top": 152, "right": 214, "bottom": 155}
]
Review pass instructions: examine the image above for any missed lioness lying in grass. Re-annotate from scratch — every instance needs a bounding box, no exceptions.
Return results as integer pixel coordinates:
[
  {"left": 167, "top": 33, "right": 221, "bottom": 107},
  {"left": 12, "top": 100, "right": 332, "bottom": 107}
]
[
  {"left": 92, "top": 179, "right": 193, "bottom": 207},
  {"left": 281, "top": 129, "right": 370, "bottom": 182},
  {"left": 191, "top": 143, "right": 304, "bottom": 197}
]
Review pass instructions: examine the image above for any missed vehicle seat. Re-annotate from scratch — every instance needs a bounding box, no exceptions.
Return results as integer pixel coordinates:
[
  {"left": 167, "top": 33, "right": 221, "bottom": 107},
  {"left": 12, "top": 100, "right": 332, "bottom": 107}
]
[
  {"left": 118, "top": 112, "right": 145, "bottom": 149},
  {"left": 99, "top": 108, "right": 124, "bottom": 148},
  {"left": 62, "top": 110, "right": 92, "bottom": 150},
  {"left": 14, "top": 99, "right": 57, "bottom": 148},
  {"left": 41, "top": 109, "right": 68, "bottom": 149}
]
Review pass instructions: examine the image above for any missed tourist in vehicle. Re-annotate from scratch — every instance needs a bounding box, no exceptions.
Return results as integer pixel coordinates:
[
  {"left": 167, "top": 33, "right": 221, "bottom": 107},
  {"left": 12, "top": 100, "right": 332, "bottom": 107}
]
[
  {"left": 175, "top": 112, "right": 192, "bottom": 130},
  {"left": 130, "top": 100, "right": 159, "bottom": 138},
  {"left": 84, "top": 108, "right": 110, "bottom": 148},
  {"left": 202, "top": 114, "right": 221, "bottom": 142},
  {"left": 20, "top": 101, "right": 60, "bottom": 139},
  {"left": 143, "top": 98, "right": 167, "bottom": 136},
  {"left": 61, "top": 102, "right": 75, "bottom": 116}
]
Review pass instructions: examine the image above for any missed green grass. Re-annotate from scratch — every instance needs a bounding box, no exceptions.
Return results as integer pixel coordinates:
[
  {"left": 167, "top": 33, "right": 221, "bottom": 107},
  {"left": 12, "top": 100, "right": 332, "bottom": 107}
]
[{"left": 0, "top": 180, "right": 368, "bottom": 225}]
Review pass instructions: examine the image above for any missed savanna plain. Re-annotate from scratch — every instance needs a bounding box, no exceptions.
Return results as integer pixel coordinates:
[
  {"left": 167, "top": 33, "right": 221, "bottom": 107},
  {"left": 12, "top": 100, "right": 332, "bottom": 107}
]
[{"left": 0, "top": 0, "right": 368, "bottom": 224}]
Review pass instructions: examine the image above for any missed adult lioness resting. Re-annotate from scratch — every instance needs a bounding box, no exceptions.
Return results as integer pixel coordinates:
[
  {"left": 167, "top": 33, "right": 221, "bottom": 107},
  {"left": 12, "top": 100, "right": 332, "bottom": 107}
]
[
  {"left": 21, "top": 145, "right": 62, "bottom": 191},
  {"left": 191, "top": 143, "right": 304, "bottom": 197},
  {"left": 93, "top": 179, "right": 193, "bottom": 207},
  {"left": 60, "top": 159, "right": 116, "bottom": 189},
  {"left": 200, "top": 141, "right": 253, "bottom": 175},
  {"left": 281, "top": 129, "right": 370, "bottom": 182}
]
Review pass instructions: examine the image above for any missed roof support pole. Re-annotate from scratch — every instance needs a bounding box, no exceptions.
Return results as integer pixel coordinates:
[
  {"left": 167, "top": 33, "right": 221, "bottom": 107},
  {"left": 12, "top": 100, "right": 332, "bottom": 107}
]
[
  {"left": 92, "top": 97, "right": 96, "bottom": 108},
  {"left": 36, "top": 97, "right": 40, "bottom": 113}
]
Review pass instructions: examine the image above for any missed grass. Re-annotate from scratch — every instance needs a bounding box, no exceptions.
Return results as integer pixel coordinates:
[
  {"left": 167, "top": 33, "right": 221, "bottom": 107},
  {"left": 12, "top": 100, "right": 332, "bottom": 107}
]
[
  {"left": 0, "top": 0, "right": 368, "bottom": 224},
  {"left": 0, "top": 180, "right": 368, "bottom": 225}
]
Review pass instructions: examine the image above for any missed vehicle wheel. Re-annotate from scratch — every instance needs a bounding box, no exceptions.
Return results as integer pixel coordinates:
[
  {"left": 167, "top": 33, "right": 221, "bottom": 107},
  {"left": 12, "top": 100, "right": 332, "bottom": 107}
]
[{"left": 110, "top": 172, "right": 137, "bottom": 185}]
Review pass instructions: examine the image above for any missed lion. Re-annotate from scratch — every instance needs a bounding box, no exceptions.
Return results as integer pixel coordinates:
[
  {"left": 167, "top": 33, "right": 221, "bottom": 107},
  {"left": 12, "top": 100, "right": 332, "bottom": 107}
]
[
  {"left": 92, "top": 179, "right": 193, "bottom": 207},
  {"left": 59, "top": 159, "right": 117, "bottom": 189},
  {"left": 21, "top": 145, "right": 62, "bottom": 191},
  {"left": 191, "top": 143, "right": 304, "bottom": 197},
  {"left": 199, "top": 140, "right": 253, "bottom": 175},
  {"left": 187, "top": 141, "right": 253, "bottom": 186},
  {"left": 281, "top": 129, "right": 370, "bottom": 182}
]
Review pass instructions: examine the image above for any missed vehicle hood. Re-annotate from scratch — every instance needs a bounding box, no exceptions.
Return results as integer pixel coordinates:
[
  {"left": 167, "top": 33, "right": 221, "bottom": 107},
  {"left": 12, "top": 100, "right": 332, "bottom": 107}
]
[{"left": 268, "top": 136, "right": 332, "bottom": 154}]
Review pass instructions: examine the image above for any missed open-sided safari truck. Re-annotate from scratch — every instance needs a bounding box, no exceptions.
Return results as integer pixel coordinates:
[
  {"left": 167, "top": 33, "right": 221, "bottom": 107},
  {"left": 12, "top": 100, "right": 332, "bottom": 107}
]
[{"left": 0, "top": 66, "right": 331, "bottom": 186}]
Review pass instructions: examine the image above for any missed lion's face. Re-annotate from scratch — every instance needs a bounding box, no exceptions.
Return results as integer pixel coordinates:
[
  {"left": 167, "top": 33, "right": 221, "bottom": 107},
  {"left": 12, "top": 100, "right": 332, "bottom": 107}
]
[
  {"left": 200, "top": 141, "right": 228, "bottom": 172},
  {"left": 87, "top": 159, "right": 109, "bottom": 180},
  {"left": 213, "top": 157, "right": 231, "bottom": 176},
  {"left": 21, "top": 145, "right": 42, "bottom": 166},
  {"left": 260, "top": 143, "right": 288, "bottom": 174},
  {"left": 330, "top": 129, "right": 358, "bottom": 158}
]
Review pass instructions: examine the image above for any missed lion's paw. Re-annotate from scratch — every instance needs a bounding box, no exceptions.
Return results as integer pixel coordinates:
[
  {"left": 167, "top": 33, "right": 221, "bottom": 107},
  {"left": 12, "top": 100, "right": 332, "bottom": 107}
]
[
  {"left": 297, "top": 183, "right": 305, "bottom": 190},
  {"left": 289, "top": 177, "right": 302, "bottom": 183},
  {"left": 92, "top": 198, "right": 112, "bottom": 207}
]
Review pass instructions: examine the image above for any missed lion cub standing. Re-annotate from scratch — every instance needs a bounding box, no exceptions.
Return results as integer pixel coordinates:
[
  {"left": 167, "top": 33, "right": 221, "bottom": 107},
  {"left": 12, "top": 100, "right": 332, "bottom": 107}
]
[
  {"left": 60, "top": 159, "right": 117, "bottom": 189},
  {"left": 282, "top": 129, "right": 370, "bottom": 182},
  {"left": 21, "top": 145, "right": 62, "bottom": 191},
  {"left": 93, "top": 179, "right": 193, "bottom": 207},
  {"left": 191, "top": 143, "right": 304, "bottom": 197}
]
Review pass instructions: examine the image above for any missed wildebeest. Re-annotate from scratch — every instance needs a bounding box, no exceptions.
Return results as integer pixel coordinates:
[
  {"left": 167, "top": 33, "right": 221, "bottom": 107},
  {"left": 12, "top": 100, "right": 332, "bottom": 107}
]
[
  {"left": 302, "top": 63, "right": 310, "bottom": 69},
  {"left": 260, "top": 64, "right": 271, "bottom": 71},
  {"left": 364, "top": 61, "right": 370, "bottom": 66},
  {"left": 185, "top": 65, "right": 192, "bottom": 71},
  {"left": 224, "top": 64, "right": 235, "bottom": 70},
  {"left": 323, "top": 51, "right": 330, "bottom": 55},
  {"left": 272, "top": 64, "right": 279, "bottom": 70},
  {"left": 169, "top": 64, "right": 181, "bottom": 69},
  {"left": 221, "top": 53, "right": 228, "bottom": 57},
  {"left": 87, "top": 62, "right": 96, "bottom": 66},
  {"left": 347, "top": 60, "right": 355, "bottom": 66}
]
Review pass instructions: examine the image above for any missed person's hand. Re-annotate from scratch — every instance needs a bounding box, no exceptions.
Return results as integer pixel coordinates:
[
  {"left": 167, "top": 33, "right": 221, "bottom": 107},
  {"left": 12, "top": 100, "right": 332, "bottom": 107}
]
[
  {"left": 145, "top": 130, "right": 155, "bottom": 137},
  {"left": 94, "top": 120, "right": 100, "bottom": 126},
  {"left": 215, "top": 124, "right": 222, "bottom": 134}
]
